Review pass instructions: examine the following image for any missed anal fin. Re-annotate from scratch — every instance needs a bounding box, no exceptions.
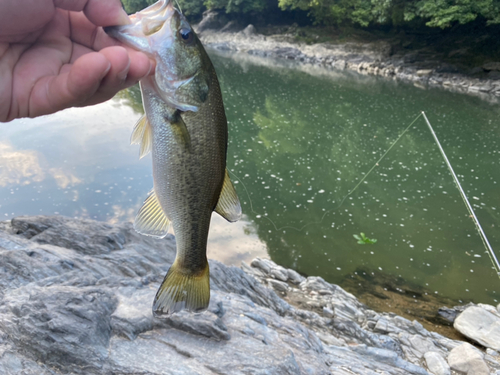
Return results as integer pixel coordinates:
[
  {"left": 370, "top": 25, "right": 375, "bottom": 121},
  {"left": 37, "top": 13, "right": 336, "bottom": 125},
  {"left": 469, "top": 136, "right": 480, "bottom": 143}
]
[
  {"left": 131, "top": 115, "right": 152, "bottom": 159},
  {"left": 215, "top": 169, "right": 241, "bottom": 222},
  {"left": 134, "top": 189, "right": 171, "bottom": 238}
]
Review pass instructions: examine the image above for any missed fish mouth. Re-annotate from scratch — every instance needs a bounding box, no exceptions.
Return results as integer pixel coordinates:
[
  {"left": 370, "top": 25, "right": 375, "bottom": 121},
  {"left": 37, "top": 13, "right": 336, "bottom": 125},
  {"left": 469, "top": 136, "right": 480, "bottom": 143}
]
[{"left": 104, "top": 0, "right": 175, "bottom": 55}]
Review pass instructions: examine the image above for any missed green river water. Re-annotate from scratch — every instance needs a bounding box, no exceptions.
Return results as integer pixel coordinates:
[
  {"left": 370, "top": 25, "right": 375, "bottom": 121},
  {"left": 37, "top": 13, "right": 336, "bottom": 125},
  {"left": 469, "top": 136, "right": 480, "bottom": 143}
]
[{"left": 1, "top": 50, "right": 499, "bottom": 309}]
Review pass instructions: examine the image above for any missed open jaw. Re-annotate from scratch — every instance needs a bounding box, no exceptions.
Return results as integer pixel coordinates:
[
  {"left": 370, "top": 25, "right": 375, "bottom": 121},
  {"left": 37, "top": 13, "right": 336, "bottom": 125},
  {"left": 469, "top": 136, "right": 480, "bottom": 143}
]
[{"left": 104, "top": 0, "right": 176, "bottom": 55}]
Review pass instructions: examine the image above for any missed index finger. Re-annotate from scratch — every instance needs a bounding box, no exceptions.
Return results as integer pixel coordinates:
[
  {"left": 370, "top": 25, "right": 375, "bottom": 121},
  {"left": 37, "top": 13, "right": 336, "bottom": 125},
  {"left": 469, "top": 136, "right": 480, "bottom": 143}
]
[
  {"left": 54, "top": 0, "right": 130, "bottom": 26},
  {"left": 68, "top": 10, "right": 122, "bottom": 51}
]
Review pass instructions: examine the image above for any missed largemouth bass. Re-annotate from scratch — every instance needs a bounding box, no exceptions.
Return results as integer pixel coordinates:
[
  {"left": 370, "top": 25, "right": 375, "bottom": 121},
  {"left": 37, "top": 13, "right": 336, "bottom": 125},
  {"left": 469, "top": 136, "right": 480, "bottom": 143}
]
[{"left": 105, "top": 0, "right": 241, "bottom": 316}]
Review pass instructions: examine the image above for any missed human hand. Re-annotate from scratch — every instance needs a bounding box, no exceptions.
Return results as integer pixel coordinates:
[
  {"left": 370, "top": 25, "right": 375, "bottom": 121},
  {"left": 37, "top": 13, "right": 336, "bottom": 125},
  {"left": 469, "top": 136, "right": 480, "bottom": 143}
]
[{"left": 0, "top": 0, "right": 154, "bottom": 122}]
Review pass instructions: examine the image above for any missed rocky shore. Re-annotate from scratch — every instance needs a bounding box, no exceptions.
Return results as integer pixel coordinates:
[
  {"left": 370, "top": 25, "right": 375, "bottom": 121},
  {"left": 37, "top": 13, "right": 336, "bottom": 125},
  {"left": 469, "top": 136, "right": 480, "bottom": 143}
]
[
  {"left": 0, "top": 215, "right": 499, "bottom": 374},
  {"left": 195, "top": 15, "right": 500, "bottom": 103}
]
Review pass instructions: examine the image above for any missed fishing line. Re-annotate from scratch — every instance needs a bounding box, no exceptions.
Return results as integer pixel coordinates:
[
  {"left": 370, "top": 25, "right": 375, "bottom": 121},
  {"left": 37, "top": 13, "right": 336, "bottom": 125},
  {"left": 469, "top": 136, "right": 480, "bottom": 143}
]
[
  {"left": 230, "top": 111, "right": 500, "bottom": 277},
  {"left": 230, "top": 111, "right": 500, "bottom": 278},
  {"left": 421, "top": 112, "right": 500, "bottom": 277},
  {"left": 229, "top": 112, "right": 424, "bottom": 232},
  {"left": 174, "top": 0, "right": 183, "bottom": 13}
]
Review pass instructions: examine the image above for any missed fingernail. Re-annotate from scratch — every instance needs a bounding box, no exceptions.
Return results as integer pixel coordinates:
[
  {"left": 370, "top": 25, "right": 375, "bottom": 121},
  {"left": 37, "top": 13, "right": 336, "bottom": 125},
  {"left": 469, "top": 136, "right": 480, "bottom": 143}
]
[
  {"left": 148, "top": 60, "right": 155, "bottom": 76},
  {"left": 139, "top": 60, "right": 155, "bottom": 80},
  {"left": 101, "top": 62, "right": 112, "bottom": 79},
  {"left": 118, "top": 61, "right": 131, "bottom": 81},
  {"left": 117, "top": 8, "right": 131, "bottom": 25}
]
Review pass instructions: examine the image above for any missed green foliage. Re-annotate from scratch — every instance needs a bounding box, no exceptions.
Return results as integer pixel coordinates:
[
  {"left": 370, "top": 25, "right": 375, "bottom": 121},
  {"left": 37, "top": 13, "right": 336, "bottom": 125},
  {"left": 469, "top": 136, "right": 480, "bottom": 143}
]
[
  {"left": 410, "top": 0, "right": 500, "bottom": 28},
  {"left": 178, "top": 0, "right": 206, "bottom": 16},
  {"left": 122, "top": 0, "right": 205, "bottom": 15},
  {"left": 205, "top": 0, "right": 269, "bottom": 13},
  {"left": 120, "top": 0, "right": 500, "bottom": 34},
  {"left": 353, "top": 233, "right": 377, "bottom": 245},
  {"left": 278, "top": 0, "right": 500, "bottom": 28},
  {"left": 122, "top": 0, "right": 271, "bottom": 16},
  {"left": 120, "top": 0, "right": 500, "bottom": 27},
  {"left": 121, "top": 0, "right": 156, "bottom": 14}
]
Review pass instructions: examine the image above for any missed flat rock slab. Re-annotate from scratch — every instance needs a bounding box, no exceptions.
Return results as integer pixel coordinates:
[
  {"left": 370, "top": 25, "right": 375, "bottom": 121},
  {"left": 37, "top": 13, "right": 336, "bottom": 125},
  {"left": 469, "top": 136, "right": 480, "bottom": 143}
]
[
  {"left": 0, "top": 216, "right": 499, "bottom": 375},
  {"left": 454, "top": 305, "right": 500, "bottom": 351}
]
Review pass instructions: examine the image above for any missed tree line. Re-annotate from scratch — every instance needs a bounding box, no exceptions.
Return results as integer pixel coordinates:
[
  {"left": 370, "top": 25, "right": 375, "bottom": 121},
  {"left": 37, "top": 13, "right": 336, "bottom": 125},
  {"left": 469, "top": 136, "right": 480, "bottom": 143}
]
[{"left": 121, "top": 0, "right": 500, "bottom": 29}]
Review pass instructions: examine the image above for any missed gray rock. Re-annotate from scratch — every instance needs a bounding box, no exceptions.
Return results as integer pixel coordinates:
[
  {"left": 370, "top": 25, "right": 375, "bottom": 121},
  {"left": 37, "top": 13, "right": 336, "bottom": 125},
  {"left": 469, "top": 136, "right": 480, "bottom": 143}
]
[
  {"left": 374, "top": 318, "right": 389, "bottom": 333},
  {"left": 478, "top": 302, "right": 500, "bottom": 316},
  {"left": 438, "top": 306, "right": 459, "bottom": 323},
  {"left": 454, "top": 305, "right": 500, "bottom": 351},
  {"left": 351, "top": 345, "right": 429, "bottom": 374},
  {"left": 196, "top": 10, "right": 227, "bottom": 33},
  {"left": 272, "top": 47, "right": 303, "bottom": 60},
  {"left": 488, "top": 71, "right": 500, "bottom": 79},
  {"left": 198, "top": 30, "right": 500, "bottom": 104},
  {"left": 11, "top": 215, "right": 127, "bottom": 254},
  {"left": 0, "top": 216, "right": 499, "bottom": 375},
  {"left": 448, "top": 343, "right": 490, "bottom": 375},
  {"left": 220, "top": 20, "right": 241, "bottom": 33},
  {"left": 424, "top": 351, "right": 450, "bottom": 375},
  {"left": 334, "top": 59, "right": 346, "bottom": 70},
  {"left": 300, "top": 276, "right": 336, "bottom": 294},
  {"left": 408, "top": 335, "right": 441, "bottom": 358},
  {"left": 487, "top": 348, "right": 499, "bottom": 357},
  {"left": 243, "top": 24, "right": 257, "bottom": 37},
  {"left": 250, "top": 257, "right": 273, "bottom": 273},
  {"left": 322, "top": 307, "right": 334, "bottom": 318},
  {"left": 287, "top": 268, "right": 305, "bottom": 284},
  {"left": 483, "top": 62, "right": 500, "bottom": 71},
  {"left": 417, "top": 69, "right": 433, "bottom": 76},
  {"left": 269, "top": 265, "right": 289, "bottom": 281},
  {"left": 268, "top": 278, "right": 289, "bottom": 292}
]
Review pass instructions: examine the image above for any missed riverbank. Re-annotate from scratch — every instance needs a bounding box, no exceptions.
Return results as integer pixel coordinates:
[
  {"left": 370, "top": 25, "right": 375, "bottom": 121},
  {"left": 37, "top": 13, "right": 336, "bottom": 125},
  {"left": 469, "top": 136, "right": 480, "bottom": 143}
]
[
  {"left": 196, "top": 19, "right": 500, "bottom": 103},
  {"left": 0, "top": 215, "right": 499, "bottom": 374}
]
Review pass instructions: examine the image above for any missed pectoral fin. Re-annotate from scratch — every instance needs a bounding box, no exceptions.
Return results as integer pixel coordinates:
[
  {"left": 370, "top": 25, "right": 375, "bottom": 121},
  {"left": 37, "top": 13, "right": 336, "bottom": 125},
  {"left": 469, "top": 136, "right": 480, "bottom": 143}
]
[
  {"left": 169, "top": 113, "right": 191, "bottom": 151},
  {"left": 215, "top": 169, "right": 242, "bottom": 222},
  {"left": 131, "top": 115, "right": 152, "bottom": 159},
  {"left": 134, "top": 189, "right": 171, "bottom": 238}
]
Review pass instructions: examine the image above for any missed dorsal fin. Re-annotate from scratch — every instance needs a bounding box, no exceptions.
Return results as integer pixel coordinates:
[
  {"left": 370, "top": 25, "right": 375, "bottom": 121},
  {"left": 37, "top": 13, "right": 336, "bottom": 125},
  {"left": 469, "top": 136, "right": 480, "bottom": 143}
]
[
  {"left": 134, "top": 189, "right": 171, "bottom": 238},
  {"left": 215, "top": 169, "right": 241, "bottom": 222},
  {"left": 131, "top": 115, "right": 152, "bottom": 159}
]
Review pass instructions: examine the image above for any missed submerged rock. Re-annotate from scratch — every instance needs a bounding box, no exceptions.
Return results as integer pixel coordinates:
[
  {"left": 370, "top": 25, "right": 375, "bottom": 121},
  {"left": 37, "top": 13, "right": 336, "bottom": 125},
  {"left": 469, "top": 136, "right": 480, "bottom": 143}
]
[{"left": 0, "top": 216, "right": 499, "bottom": 374}]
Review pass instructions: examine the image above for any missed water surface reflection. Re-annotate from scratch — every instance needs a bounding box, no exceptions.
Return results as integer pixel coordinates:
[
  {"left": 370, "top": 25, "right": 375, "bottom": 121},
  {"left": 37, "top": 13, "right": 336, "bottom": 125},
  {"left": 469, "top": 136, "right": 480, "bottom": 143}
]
[{"left": 1, "top": 50, "right": 499, "bottom": 309}]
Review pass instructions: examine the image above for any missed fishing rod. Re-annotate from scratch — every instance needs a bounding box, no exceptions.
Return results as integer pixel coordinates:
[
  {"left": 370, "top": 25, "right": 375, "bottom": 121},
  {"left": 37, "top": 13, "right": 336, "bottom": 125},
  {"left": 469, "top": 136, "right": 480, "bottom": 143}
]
[{"left": 421, "top": 112, "right": 500, "bottom": 277}]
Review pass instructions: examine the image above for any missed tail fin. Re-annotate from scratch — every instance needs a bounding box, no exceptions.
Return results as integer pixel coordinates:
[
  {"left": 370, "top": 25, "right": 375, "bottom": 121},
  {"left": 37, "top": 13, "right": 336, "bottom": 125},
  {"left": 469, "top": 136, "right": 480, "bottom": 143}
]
[{"left": 153, "top": 261, "right": 210, "bottom": 317}]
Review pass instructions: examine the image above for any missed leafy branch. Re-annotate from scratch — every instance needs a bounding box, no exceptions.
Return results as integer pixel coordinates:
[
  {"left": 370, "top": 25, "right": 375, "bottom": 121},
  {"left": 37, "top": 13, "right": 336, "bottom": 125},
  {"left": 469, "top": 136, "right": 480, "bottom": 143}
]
[{"left": 353, "top": 232, "right": 377, "bottom": 245}]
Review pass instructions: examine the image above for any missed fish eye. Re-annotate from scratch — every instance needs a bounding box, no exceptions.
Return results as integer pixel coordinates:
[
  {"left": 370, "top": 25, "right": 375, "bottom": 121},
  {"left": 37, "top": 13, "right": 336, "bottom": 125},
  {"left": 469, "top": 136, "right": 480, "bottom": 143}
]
[{"left": 179, "top": 28, "right": 194, "bottom": 44}]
